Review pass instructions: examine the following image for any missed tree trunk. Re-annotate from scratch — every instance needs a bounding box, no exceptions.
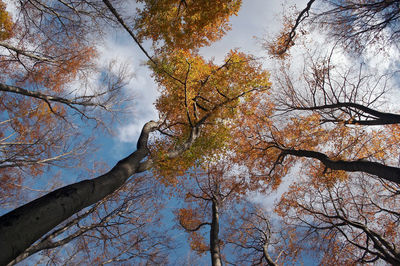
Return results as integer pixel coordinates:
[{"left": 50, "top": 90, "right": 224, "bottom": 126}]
[
  {"left": 0, "top": 121, "right": 159, "bottom": 265},
  {"left": 210, "top": 200, "right": 222, "bottom": 266}
]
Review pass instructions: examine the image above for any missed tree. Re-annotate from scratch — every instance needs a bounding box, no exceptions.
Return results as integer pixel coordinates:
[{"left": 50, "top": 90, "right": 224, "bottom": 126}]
[
  {"left": 266, "top": 0, "right": 316, "bottom": 58},
  {"left": 241, "top": 34, "right": 400, "bottom": 190},
  {"left": 263, "top": 1, "right": 400, "bottom": 262},
  {"left": 0, "top": 0, "right": 133, "bottom": 209},
  {"left": 0, "top": 0, "right": 257, "bottom": 264},
  {"left": 174, "top": 155, "right": 287, "bottom": 266},
  {"left": 0, "top": 11, "right": 270, "bottom": 262},
  {"left": 133, "top": 0, "right": 242, "bottom": 51},
  {"left": 311, "top": 0, "right": 400, "bottom": 54},
  {"left": 176, "top": 159, "right": 248, "bottom": 266},
  {"left": 268, "top": 0, "right": 400, "bottom": 57},
  {"left": 8, "top": 173, "right": 172, "bottom": 265},
  {"left": 0, "top": 0, "right": 12, "bottom": 41},
  {"left": 277, "top": 173, "right": 400, "bottom": 264},
  {"left": 4, "top": 0, "right": 400, "bottom": 264},
  {"left": 267, "top": 50, "right": 400, "bottom": 184},
  {"left": 226, "top": 204, "right": 288, "bottom": 266}
]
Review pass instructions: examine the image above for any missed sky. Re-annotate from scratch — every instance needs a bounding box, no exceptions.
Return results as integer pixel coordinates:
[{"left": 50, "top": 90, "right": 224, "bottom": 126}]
[
  {"left": 6, "top": 0, "right": 400, "bottom": 264},
  {"left": 1, "top": 0, "right": 309, "bottom": 196},
  {"left": 94, "top": 0, "right": 312, "bottom": 264},
  {"left": 102, "top": 1, "right": 400, "bottom": 264},
  {"left": 108, "top": 0, "right": 400, "bottom": 150},
  {"left": 98, "top": 0, "right": 312, "bottom": 223},
  {"left": 108, "top": 0, "right": 308, "bottom": 155}
]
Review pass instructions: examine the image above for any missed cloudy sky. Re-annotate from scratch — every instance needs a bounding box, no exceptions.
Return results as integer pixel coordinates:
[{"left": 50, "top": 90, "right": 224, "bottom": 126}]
[
  {"left": 103, "top": 0, "right": 313, "bottom": 213},
  {"left": 96, "top": 1, "right": 310, "bottom": 262},
  {"left": 109, "top": 0, "right": 400, "bottom": 149},
  {"left": 3, "top": 0, "right": 400, "bottom": 264},
  {"left": 108, "top": 0, "right": 309, "bottom": 147},
  {"left": 6, "top": 0, "right": 400, "bottom": 264}
]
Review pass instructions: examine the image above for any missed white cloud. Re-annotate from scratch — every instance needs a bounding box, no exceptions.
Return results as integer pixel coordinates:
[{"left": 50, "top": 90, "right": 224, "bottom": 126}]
[
  {"left": 110, "top": 0, "right": 317, "bottom": 145},
  {"left": 249, "top": 163, "right": 301, "bottom": 214},
  {"left": 117, "top": 71, "right": 158, "bottom": 143},
  {"left": 94, "top": 32, "right": 160, "bottom": 143},
  {"left": 199, "top": 0, "right": 308, "bottom": 62}
]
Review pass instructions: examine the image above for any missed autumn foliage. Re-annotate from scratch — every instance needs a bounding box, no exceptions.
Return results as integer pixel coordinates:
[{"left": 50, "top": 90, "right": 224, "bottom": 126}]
[
  {"left": 151, "top": 49, "right": 270, "bottom": 184},
  {"left": 2, "top": 0, "right": 400, "bottom": 265},
  {"left": 134, "top": 0, "right": 242, "bottom": 51},
  {"left": 0, "top": 0, "right": 12, "bottom": 41},
  {"left": 0, "top": 0, "right": 103, "bottom": 207}
]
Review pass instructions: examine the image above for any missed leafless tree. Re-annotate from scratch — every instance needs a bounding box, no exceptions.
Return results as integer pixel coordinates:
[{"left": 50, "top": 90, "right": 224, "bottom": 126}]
[
  {"left": 278, "top": 173, "right": 400, "bottom": 264},
  {"left": 268, "top": 0, "right": 400, "bottom": 56},
  {"left": 226, "top": 205, "right": 284, "bottom": 266}
]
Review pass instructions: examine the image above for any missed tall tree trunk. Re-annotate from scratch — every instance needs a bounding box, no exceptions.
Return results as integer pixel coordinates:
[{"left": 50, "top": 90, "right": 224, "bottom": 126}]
[
  {"left": 0, "top": 121, "right": 159, "bottom": 265},
  {"left": 210, "top": 200, "right": 222, "bottom": 266}
]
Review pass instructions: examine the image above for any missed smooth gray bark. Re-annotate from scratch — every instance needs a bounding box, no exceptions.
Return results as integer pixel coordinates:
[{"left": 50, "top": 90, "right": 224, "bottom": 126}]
[
  {"left": 0, "top": 121, "right": 160, "bottom": 265},
  {"left": 210, "top": 200, "right": 222, "bottom": 266}
]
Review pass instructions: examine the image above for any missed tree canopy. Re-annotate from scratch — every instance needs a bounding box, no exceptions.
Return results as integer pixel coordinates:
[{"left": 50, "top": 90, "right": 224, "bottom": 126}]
[{"left": 1, "top": 0, "right": 400, "bottom": 265}]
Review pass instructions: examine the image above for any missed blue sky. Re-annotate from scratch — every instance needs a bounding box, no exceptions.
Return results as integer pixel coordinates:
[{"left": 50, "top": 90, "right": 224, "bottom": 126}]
[
  {"left": 96, "top": 1, "right": 313, "bottom": 264},
  {"left": 110, "top": 0, "right": 309, "bottom": 147},
  {"left": 6, "top": 0, "right": 392, "bottom": 264},
  {"left": 58, "top": 0, "right": 399, "bottom": 264}
]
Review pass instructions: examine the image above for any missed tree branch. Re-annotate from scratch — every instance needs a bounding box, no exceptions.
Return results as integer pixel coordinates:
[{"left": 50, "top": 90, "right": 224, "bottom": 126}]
[
  {"left": 281, "top": 148, "right": 400, "bottom": 184},
  {"left": 294, "top": 102, "right": 400, "bottom": 125}
]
